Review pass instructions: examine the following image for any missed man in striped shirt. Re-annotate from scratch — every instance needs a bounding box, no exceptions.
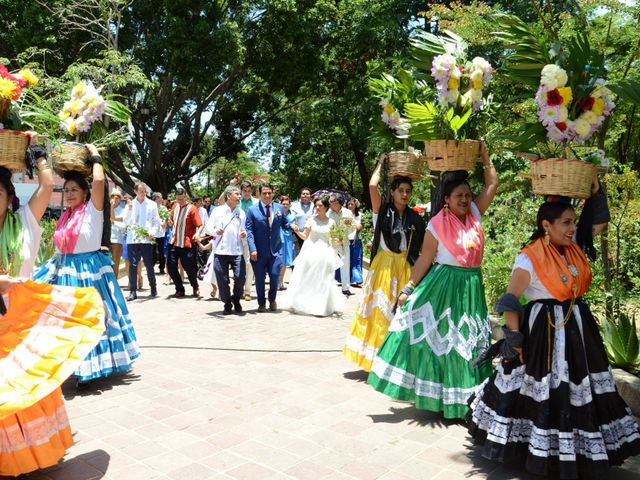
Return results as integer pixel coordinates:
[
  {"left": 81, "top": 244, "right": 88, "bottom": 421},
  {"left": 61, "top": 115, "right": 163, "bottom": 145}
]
[{"left": 167, "top": 188, "right": 202, "bottom": 298}]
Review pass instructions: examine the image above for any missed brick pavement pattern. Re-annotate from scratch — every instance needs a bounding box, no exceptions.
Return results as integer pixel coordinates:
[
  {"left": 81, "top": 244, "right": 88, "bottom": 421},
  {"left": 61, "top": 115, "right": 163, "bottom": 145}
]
[{"left": 7, "top": 269, "right": 640, "bottom": 480}]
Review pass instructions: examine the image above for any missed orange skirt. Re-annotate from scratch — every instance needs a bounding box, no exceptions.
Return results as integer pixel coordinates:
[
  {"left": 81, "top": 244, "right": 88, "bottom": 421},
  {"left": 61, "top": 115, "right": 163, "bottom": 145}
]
[
  {"left": 0, "top": 281, "right": 105, "bottom": 476},
  {"left": 0, "top": 388, "right": 72, "bottom": 476}
]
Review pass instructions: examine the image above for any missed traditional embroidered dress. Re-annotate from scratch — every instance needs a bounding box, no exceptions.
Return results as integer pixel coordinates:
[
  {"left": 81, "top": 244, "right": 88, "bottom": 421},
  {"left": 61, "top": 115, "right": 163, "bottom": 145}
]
[
  {"left": 0, "top": 204, "right": 104, "bottom": 476},
  {"left": 467, "top": 238, "right": 640, "bottom": 479},
  {"left": 344, "top": 203, "right": 425, "bottom": 371},
  {"left": 34, "top": 201, "right": 140, "bottom": 381},
  {"left": 367, "top": 203, "right": 491, "bottom": 418}
]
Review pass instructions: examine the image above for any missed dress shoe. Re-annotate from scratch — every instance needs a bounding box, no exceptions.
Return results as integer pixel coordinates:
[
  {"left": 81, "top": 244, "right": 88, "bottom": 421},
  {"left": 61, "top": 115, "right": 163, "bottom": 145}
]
[
  {"left": 174, "top": 291, "right": 186, "bottom": 298},
  {"left": 258, "top": 304, "right": 267, "bottom": 313},
  {"left": 269, "top": 300, "right": 277, "bottom": 311},
  {"left": 193, "top": 288, "right": 201, "bottom": 297},
  {"left": 233, "top": 300, "right": 242, "bottom": 313},
  {"left": 150, "top": 287, "right": 158, "bottom": 297},
  {"left": 126, "top": 292, "right": 137, "bottom": 301},
  {"left": 223, "top": 305, "right": 233, "bottom": 315},
  {"left": 244, "top": 294, "right": 252, "bottom": 301}
]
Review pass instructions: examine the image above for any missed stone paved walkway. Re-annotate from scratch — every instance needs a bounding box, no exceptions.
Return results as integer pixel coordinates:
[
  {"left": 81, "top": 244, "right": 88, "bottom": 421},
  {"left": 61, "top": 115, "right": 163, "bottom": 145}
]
[{"left": 10, "top": 270, "right": 640, "bottom": 480}]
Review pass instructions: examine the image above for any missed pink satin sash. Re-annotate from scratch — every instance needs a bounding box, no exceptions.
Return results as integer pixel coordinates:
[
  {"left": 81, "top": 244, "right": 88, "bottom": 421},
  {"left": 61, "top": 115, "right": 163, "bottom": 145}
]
[
  {"left": 430, "top": 205, "right": 484, "bottom": 267},
  {"left": 54, "top": 202, "right": 88, "bottom": 253}
]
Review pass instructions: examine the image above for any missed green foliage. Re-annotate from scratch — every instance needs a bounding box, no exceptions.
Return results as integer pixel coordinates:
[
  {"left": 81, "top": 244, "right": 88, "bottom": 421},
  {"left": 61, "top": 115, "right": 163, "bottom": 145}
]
[
  {"left": 36, "top": 218, "right": 57, "bottom": 267},
  {"left": 602, "top": 311, "right": 640, "bottom": 371}
]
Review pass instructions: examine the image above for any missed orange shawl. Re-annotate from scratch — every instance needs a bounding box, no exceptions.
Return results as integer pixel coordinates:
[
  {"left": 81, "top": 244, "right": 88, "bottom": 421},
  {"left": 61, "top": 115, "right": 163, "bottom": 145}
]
[{"left": 521, "top": 238, "right": 592, "bottom": 302}]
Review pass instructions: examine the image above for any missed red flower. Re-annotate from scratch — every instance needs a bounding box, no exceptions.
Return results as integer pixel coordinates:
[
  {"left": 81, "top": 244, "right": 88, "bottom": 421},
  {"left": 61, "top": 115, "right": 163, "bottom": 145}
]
[
  {"left": 577, "top": 96, "right": 595, "bottom": 112},
  {"left": 556, "top": 122, "right": 567, "bottom": 132},
  {"left": 458, "top": 65, "right": 464, "bottom": 72},
  {"left": 413, "top": 206, "right": 426, "bottom": 214},
  {"left": 546, "top": 89, "right": 563, "bottom": 106}
]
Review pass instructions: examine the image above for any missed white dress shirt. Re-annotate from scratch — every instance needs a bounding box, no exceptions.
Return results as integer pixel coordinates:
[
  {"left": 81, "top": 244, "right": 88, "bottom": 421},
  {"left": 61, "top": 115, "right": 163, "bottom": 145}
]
[
  {"left": 123, "top": 197, "right": 161, "bottom": 244},
  {"left": 205, "top": 204, "right": 246, "bottom": 256}
]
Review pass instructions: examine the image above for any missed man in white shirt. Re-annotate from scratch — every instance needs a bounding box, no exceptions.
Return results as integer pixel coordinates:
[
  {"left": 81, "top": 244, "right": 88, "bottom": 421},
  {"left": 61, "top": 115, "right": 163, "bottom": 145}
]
[
  {"left": 205, "top": 186, "right": 246, "bottom": 314},
  {"left": 290, "top": 186, "right": 313, "bottom": 253},
  {"left": 123, "top": 182, "right": 162, "bottom": 300},
  {"left": 328, "top": 192, "right": 355, "bottom": 296}
]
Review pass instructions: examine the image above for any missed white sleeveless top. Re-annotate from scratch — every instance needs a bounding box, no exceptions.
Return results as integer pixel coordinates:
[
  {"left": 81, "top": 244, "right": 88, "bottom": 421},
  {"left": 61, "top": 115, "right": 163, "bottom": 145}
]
[{"left": 55, "top": 201, "right": 104, "bottom": 254}]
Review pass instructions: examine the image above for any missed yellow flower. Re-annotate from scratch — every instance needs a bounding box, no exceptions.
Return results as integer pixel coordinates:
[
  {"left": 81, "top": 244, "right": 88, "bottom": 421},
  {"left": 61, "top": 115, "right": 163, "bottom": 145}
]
[
  {"left": 557, "top": 87, "right": 572, "bottom": 106},
  {"left": 383, "top": 104, "right": 395, "bottom": 114},
  {"left": 71, "top": 100, "right": 83, "bottom": 115},
  {"left": 448, "top": 78, "right": 459, "bottom": 89},
  {"left": 72, "top": 81, "right": 86, "bottom": 97},
  {"left": 68, "top": 120, "right": 77, "bottom": 134},
  {"left": 0, "top": 77, "right": 18, "bottom": 100},
  {"left": 58, "top": 110, "right": 70, "bottom": 120},
  {"left": 18, "top": 68, "right": 38, "bottom": 86},
  {"left": 473, "top": 78, "right": 483, "bottom": 89},
  {"left": 592, "top": 97, "right": 605, "bottom": 115}
]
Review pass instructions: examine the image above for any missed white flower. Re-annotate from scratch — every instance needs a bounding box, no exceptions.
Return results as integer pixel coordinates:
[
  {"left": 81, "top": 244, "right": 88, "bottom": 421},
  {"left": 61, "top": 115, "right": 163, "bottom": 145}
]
[
  {"left": 470, "top": 88, "right": 482, "bottom": 102},
  {"left": 472, "top": 57, "right": 491, "bottom": 72},
  {"left": 470, "top": 69, "right": 483, "bottom": 82}
]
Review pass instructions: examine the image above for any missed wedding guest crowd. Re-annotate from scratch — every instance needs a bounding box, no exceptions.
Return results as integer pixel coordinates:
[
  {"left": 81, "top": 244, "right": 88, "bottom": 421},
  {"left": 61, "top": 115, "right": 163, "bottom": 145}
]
[{"left": 3, "top": 136, "right": 639, "bottom": 480}]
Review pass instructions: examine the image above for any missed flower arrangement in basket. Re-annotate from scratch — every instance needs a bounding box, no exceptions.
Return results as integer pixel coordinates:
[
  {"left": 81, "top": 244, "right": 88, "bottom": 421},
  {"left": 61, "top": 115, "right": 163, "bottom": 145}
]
[
  {"left": 493, "top": 14, "right": 640, "bottom": 198},
  {"left": 370, "top": 30, "right": 494, "bottom": 174},
  {"left": 52, "top": 81, "right": 130, "bottom": 175},
  {"left": 22, "top": 79, "right": 130, "bottom": 176},
  {"left": 406, "top": 31, "right": 493, "bottom": 172},
  {"left": 0, "top": 65, "right": 39, "bottom": 171},
  {"left": 369, "top": 69, "right": 426, "bottom": 180}
]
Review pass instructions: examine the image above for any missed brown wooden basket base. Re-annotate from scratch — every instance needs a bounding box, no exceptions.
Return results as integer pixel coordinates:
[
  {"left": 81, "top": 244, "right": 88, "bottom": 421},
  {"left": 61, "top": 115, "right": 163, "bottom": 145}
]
[
  {"left": 51, "top": 143, "right": 92, "bottom": 176},
  {"left": 423, "top": 139, "right": 480, "bottom": 172},
  {"left": 0, "top": 130, "right": 29, "bottom": 172},
  {"left": 520, "top": 158, "right": 597, "bottom": 199}
]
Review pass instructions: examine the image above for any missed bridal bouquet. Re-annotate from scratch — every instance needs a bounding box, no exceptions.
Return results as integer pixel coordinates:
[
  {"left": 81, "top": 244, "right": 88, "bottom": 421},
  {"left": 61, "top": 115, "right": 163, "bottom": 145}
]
[{"left": 329, "top": 222, "right": 348, "bottom": 250}]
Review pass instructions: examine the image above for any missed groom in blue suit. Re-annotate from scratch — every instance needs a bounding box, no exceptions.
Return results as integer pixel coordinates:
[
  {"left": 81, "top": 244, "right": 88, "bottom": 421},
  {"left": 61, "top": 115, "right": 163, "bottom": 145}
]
[{"left": 245, "top": 183, "right": 290, "bottom": 312}]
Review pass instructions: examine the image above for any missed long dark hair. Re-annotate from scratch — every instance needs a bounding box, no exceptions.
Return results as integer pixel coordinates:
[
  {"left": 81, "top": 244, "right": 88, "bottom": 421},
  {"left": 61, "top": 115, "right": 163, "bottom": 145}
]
[
  {"left": 430, "top": 170, "right": 470, "bottom": 219},
  {"left": 63, "top": 171, "right": 111, "bottom": 248},
  {"left": 527, "top": 201, "right": 574, "bottom": 244},
  {"left": 0, "top": 166, "right": 19, "bottom": 212}
]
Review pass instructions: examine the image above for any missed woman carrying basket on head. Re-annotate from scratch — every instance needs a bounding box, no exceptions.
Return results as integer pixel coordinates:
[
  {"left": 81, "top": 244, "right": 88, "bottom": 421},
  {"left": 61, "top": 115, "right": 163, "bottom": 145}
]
[
  {"left": 34, "top": 145, "right": 140, "bottom": 388},
  {"left": 467, "top": 185, "right": 640, "bottom": 479},
  {"left": 343, "top": 155, "right": 425, "bottom": 371},
  {"left": 0, "top": 138, "right": 104, "bottom": 476},
  {"left": 367, "top": 142, "right": 498, "bottom": 419}
]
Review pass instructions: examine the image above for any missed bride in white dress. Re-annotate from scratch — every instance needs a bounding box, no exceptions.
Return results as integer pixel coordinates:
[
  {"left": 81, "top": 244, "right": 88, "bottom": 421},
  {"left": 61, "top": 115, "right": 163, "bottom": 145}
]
[{"left": 283, "top": 195, "right": 344, "bottom": 316}]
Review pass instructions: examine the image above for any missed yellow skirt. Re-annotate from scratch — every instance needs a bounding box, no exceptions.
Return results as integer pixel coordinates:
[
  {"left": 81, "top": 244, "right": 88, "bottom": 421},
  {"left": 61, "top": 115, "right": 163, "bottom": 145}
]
[
  {"left": 344, "top": 250, "right": 411, "bottom": 371},
  {"left": 0, "top": 281, "right": 105, "bottom": 476}
]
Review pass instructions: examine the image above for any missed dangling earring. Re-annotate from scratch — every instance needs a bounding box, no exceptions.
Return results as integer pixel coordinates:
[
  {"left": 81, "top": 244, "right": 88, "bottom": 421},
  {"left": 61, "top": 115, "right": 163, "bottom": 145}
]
[
  {"left": 543, "top": 230, "right": 550, "bottom": 246},
  {"left": 444, "top": 203, "right": 449, "bottom": 214}
]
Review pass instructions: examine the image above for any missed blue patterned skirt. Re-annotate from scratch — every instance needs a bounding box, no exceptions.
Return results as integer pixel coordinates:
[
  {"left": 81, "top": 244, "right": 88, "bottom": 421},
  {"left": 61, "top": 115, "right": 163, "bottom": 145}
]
[{"left": 33, "top": 250, "right": 141, "bottom": 381}]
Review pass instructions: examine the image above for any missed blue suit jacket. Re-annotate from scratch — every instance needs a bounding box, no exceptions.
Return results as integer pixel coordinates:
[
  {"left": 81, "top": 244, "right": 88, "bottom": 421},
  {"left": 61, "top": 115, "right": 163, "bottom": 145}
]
[{"left": 246, "top": 202, "right": 290, "bottom": 258}]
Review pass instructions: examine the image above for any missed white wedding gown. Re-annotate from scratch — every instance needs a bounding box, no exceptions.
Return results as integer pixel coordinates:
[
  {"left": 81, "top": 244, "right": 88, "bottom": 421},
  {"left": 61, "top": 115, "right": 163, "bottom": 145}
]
[{"left": 282, "top": 216, "right": 344, "bottom": 316}]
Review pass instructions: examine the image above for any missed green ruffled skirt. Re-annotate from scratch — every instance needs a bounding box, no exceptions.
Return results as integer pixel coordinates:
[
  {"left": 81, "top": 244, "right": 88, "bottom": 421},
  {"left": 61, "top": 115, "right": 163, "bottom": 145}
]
[{"left": 368, "top": 263, "right": 492, "bottom": 418}]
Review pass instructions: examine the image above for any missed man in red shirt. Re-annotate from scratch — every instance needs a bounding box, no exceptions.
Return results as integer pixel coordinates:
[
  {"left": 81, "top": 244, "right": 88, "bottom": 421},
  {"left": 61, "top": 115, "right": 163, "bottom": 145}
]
[{"left": 167, "top": 188, "right": 202, "bottom": 297}]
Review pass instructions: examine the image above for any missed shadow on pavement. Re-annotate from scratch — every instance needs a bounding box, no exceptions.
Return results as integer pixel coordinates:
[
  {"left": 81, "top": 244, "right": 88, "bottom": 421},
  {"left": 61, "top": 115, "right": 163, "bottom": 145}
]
[
  {"left": 368, "top": 405, "right": 464, "bottom": 428},
  {"left": 342, "top": 370, "right": 369, "bottom": 382},
  {"left": 39, "top": 450, "right": 110, "bottom": 479},
  {"left": 61, "top": 371, "right": 141, "bottom": 399}
]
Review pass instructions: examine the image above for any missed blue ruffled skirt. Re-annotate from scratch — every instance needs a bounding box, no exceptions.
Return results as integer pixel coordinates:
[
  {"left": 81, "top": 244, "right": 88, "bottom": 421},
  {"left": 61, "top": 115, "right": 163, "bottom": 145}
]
[{"left": 33, "top": 250, "right": 141, "bottom": 381}]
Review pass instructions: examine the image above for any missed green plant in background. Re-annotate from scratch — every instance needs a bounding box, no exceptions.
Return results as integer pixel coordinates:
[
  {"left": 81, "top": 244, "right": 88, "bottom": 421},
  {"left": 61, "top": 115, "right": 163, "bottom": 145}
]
[
  {"left": 36, "top": 218, "right": 57, "bottom": 267},
  {"left": 602, "top": 311, "right": 640, "bottom": 373}
]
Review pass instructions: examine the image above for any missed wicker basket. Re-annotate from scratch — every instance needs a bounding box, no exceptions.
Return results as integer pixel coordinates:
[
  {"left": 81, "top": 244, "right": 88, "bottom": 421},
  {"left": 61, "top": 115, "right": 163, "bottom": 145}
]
[
  {"left": 386, "top": 150, "right": 424, "bottom": 180},
  {"left": 423, "top": 139, "right": 481, "bottom": 171},
  {"left": 0, "top": 129, "right": 29, "bottom": 172},
  {"left": 51, "top": 142, "right": 91, "bottom": 176},
  {"left": 520, "top": 158, "right": 597, "bottom": 199}
]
